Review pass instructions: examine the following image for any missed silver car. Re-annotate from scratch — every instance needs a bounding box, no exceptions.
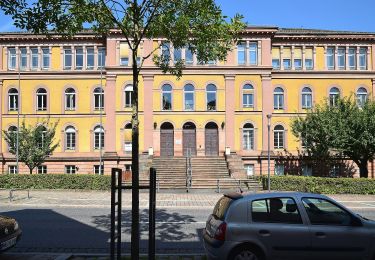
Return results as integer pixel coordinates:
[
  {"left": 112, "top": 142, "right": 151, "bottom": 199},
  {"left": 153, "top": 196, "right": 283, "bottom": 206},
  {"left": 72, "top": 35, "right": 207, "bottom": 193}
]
[{"left": 203, "top": 192, "right": 375, "bottom": 260}]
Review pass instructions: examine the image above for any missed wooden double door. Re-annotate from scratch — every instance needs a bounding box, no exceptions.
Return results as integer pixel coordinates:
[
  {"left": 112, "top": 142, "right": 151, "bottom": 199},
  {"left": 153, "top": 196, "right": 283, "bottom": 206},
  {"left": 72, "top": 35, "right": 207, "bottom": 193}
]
[{"left": 205, "top": 123, "right": 219, "bottom": 156}]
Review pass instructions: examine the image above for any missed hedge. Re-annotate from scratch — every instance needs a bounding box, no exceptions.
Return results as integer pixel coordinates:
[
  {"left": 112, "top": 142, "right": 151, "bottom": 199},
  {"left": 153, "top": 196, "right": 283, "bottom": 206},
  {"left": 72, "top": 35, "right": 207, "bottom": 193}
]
[
  {"left": 0, "top": 174, "right": 111, "bottom": 190},
  {"left": 259, "top": 176, "right": 375, "bottom": 194}
]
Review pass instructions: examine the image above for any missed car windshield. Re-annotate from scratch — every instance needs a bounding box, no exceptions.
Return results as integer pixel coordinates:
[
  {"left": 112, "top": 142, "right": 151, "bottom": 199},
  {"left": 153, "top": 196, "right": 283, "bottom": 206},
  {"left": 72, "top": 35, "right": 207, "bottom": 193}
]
[{"left": 212, "top": 196, "right": 233, "bottom": 220}]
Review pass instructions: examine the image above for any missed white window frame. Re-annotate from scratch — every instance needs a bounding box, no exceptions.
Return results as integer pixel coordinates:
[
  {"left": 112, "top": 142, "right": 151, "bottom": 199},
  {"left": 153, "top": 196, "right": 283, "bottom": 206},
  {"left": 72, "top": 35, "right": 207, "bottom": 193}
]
[
  {"left": 243, "top": 124, "right": 254, "bottom": 150},
  {"left": 20, "top": 47, "right": 28, "bottom": 70},
  {"left": 94, "top": 165, "right": 104, "bottom": 175},
  {"left": 65, "top": 165, "right": 76, "bottom": 174},
  {"left": 329, "top": 87, "right": 340, "bottom": 107},
  {"left": 64, "top": 48, "right": 73, "bottom": 70},
  {"left": 94, "top": 87, "right": 104, "bottom": 110},
  {"left": 301, "top": 87, "right": 312, "bottom": 109},
  {"left": 86, "top": 47, "right": 95, "bottom": 70},
  {"left": 98, "top": 47, "right": 105, "bottom": 69},
  {"left": 65, "top": 88, "right": 76, "bottom": 111},
  {"left": 94, "top": 126, "right": 104, "bottom": 150},
  {"left": 36, "top": 88, "right": 47, "bottom": 111},
  {"left": 124, "top": 85, "right": 133, "bottom": 108},
  {"left": 337, "top": 47, "right": 345, "bottom": 70},
  {"left": 162, "top": 84, "right": 173, "bottom": 111},
  {"left": 359, "top": 47, "right": 367, "bottom": 70},
  {"left": 206, "top": 84, "right": 217, "bottom": 111},
  {"left": 242, "top": 84, "right": 254, "bottom": 108},
  {"left": 244, "top": 164, "right": 255, "bottom": 178},
  {"left": 75, "top": 47, "right": 84, "bottom": 70},
  {"left": 42, "top": 47, "right": 50, "bottom": 70},
  {"left": 31, "top": 47, "right": 39, "bottom": 70},
  {"left": 274, "top": 125, "right": 285, "bottom": 149},
  {"left": 356, "top": 88, "right": 368, "bottom": 108},
  {"left": 184, "top": 84, "right": 195, "bottom": 111},
  {"left": 237, "top": 42, "right": 246, "bottom": 65},
  {"left": 274, "top": 164, "right": 285, "bottom": 176},
  {"left": 37, "top": 165, "right": 47, "bottom": 174},
  {"left": 8, "top": 48, "right": 16, "bottom": 70},
  {"left": 249, "top": 42, "right": 258, "bottom": 65},
  {"left": 8, "top": 165, "right": 18, "bottom": 174},
  {"left": 65, "top": 126, "right": 76, "bottom": 150},
  {"left": 348, "top": 47, "right": 356, "bottom": 70},
  {"left": 326, "top": 47, "right": 335, "bottom": 70},
  {"left": 273, "top": 87, "right": 284, "bottom": 110},
  {"left": 8, "top": 88, "right": 19, "bottom": 111}
]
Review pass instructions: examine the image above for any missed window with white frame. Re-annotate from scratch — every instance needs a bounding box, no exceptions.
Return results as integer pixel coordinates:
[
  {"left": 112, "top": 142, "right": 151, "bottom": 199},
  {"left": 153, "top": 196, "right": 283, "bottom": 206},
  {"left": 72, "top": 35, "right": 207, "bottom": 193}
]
[
  {"left": 359, "top": 47, "right": 367, "bottom": 70},
  {"left": 274, "top": 164, "right": 285, "bottom": 176},
  {"left": 75, "top": 47, "right": 83, "bottom": 70},
  {"left": 301, "top": 87, "right": 312, "bottom": 109},
  {"left": 282, "top": 47, "right": 291, "bottom": 70},
  {"left": 206, "top": 84, "right": 217, "bottom": 111},
  {"left": 249, "top": 42, "right": 258, "bottom": 65},
  {"left": 8, "top": 165, "right": 18, "bottom": 174},
  {"left": 305, "top": 47, "right": 314, "bottom": 70},
  {"left": 294, "top": 47, "right": 302, "bottom": 70},
  {"left": 348, "top": 47, "right": 356, "bottom": 70},
  {"left": 7, "top": 126, "right": 17, "bottom": 152},
  {"left": 38, "top": 125, "right": 47, "bottom": 148},
  {"left": 242, "top": 123, "right": 254, "bottom": 150},
  {"left": 64, "top": 47, "right": 72, "bottom": 70},
  {"left": 329, "top": 87, "right": 340, "bottom": 106},
  {"left": 42, "top": 47, "right": 50, "bottom": 69},
  {"left": 274, "top": 125, "right": 285, "bottom": 149},
  {"left": 36, "top": 88, "right": 47, "bottom": 111},
  {"left": 326, "top": 47, "right": 335, "bottom": 70},
  {"left": 185, "top": 46, "right": 193, "bottom": 65},
  {"left": 86, "top": 47, "right": 95, "bottom": 69},
  {"left": 94, "top": 125, "right": 104, "bottom": 150},
  {"left": 329, "top": 164, "right": 340, "bottom": 177},
  {"left": 273, "top": 87, "right": 284, "bottom": 110},
  {"left": 65, "top": 126, "right": 76, "bottom": 150},
  {"left": 244, "top": 164, "right": 254, "bottom": 178},
  {"left": 162, "top": 84, "right": 172, "bottom": 110},
  {"left": 237, "top": 42, "right": 246, "bottom": 65},
  {"left": 31, "top": 48, "right": 39, "bottom": 69},
  {"left": 184, "top": 84, "right": 194, "bottom": 110},
  {"left": 272, "top": 47, "right": 280, "bottom": 69},
  {"left": 38, "top": 165, "right": 47, "bottom": 174},
  {"left": 20, "top": 47, "right": 27, "bottom": 70},
  {"left": 8, "top": 88, "right": 19, "bottom": 111},
  {"left": 242, "top": 84, "right": 254, "bottom": 108},
  {"left": 356, "top": 87, "right": 368, "bottom": 108},
  {"left": 161, "top": 42, "right": 171, "bottom": 65},
  {"left": 65, "top": 165, "right": 76, "bottom": 174},
  {"left": 94, "top": 165, "right": 104, "bottom": 175},
  {"left": 98, "top": 47, "right": 106, "bottom": 69},
  {"left": 124, "top": 85, "right": 133, "bottom": 108},
  {"left": 302, "top": 164, "right": 312, "bottom": 176},
  {"left": 124, "top": 123, "right": 132, "bottom": 153},
  {"left": 65, "top": 88, "right": 76, "bottom": 110},
  {"left": 337, "top": 47, "right": 345, "bottom": 70},
  {"left": 8, "top": 48, "right": 16, "bottom": 70},
  {"left": 93, "top": 87, "right": 104, "bottom": 110},
  {"left": 174, "top": 48, "right": 182, "bottom": 64}
]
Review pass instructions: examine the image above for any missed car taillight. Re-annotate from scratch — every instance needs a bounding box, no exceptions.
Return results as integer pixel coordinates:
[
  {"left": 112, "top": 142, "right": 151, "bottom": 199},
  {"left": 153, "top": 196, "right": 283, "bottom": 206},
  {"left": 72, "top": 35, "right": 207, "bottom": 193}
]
[{"left": 214, "top": 222, "right": 227, "bottom": 241}]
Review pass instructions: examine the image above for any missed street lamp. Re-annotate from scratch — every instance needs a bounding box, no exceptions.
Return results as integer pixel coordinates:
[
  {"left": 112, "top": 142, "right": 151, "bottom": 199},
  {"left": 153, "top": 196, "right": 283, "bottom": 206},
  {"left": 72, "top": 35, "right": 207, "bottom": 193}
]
[{"left": 267, "top": 114, "right": 272, "bottom": 192}]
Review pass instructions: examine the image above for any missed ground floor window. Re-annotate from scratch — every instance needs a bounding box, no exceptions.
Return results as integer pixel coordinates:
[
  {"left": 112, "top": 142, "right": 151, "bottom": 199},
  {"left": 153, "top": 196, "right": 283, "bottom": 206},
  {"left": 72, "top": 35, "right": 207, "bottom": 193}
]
[
  {"left": 274, "top": 164, "right": 285, "bottom": 176},
  {"left": 65, "top": 165, "right": 76, "bottom": 174},
  {"left": 94, "top": 165, "right": 104, "bottom": 175},
  {"left": 302, "top": 164, "right": 312, "bottom": 176},
  {"left": 8, "top": 165, "right": 18, "bottom": 174},
  {"left": 244, "top": 164, "right": 254, "bottom": 178},
  {"left": 329, "top": 164, "right": 340, "bottom": 177},
  {"left": 124, "top": 141, "right": 132, "bottom": 153},
  {"left": 38, "top": 165, "right": 47, "bottom": 174},
  {"left": 125, "top": 165, "right": 132, "bottom": 172}
]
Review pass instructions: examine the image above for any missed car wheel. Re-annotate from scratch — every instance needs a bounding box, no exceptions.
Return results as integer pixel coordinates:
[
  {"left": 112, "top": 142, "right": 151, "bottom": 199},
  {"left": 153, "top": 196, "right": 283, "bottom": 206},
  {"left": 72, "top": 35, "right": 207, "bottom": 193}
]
[{"left": 229, "top": 247, "right": 261, "bottom": 260}]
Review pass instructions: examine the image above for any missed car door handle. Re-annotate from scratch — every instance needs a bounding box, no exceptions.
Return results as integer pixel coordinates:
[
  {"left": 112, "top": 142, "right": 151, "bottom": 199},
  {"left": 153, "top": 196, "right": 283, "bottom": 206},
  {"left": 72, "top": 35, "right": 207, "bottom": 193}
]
[
  {"left": 315, "top": 232, "right": 326, "bottom": 238},
  {"left": 259, "top": 230, "right": 270, "bottom": 236}
]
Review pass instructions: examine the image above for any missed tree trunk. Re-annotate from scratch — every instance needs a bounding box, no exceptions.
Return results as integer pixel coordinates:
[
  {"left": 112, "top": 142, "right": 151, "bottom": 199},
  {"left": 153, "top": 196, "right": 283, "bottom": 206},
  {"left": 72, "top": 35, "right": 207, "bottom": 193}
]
[
  {"left": 358, "top": 161, "right": 368, "bottom": 178},
  {"left": 29, "top": 168, "right": 33, "bottom": 174}
]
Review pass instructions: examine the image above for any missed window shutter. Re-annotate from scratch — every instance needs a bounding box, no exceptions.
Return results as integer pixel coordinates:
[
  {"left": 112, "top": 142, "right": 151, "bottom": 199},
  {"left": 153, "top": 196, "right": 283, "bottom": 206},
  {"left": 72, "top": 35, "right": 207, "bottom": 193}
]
[
  {"left": 294, "top": 47, "right": 302, "bottom": 59},
  {"left": 272, "top": 47, "right": 280, "bottom": 59}
]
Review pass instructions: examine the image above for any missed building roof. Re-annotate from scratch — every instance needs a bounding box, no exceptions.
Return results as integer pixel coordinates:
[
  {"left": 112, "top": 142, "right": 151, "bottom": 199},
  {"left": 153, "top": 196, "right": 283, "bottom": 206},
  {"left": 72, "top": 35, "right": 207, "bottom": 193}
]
[{"left": 278, "top": 27, "right": 375, "bottom": 36}]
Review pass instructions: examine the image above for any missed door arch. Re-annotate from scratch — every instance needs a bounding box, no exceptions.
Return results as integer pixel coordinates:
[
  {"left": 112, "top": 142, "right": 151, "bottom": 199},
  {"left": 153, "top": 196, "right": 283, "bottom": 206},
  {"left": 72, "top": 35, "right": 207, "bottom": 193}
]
[
  {"left": 183, "top": 122, "right": 196, "bottom": 156},
  {"left": 160, "top": 122, "right": 174, "bottom": 157},
  {"left": 205, "top": 122, "right": 219, "bottom": 156}
]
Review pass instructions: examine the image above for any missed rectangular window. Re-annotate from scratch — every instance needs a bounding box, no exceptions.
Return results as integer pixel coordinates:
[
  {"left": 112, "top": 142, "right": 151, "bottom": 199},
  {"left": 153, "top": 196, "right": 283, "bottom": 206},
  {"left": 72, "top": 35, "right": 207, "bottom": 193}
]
[
  {"left": 119, "top": 42, "right": 129, "bottom": 66},
  {"left": 94, "top": 132, "right": 104, "bottom": 149},
  {"left": 94, "top": 165, "right": 104, "bottom": 175},
  {"left": 243, "top": 93, "right": 254, "bottom": 108},
  {"left": 8, "top": 48, "right": 16, "bottom": 70},
  {"left": 9, "top": 91, "right": 18, "bottom": 111},
  {"left": 249, "top": 42, "right": 258, "bottom": 65},
  {"left": 86, "top": 47, "right": 95, "bottom": 69},
  {"left": 348, "top": 47, "right": 356, "bottom": 70},
  {"left": 294, "top": 47, "right": 302, "bottom": 70},
  {"left": 31, "top": 48, "right": 39, "bottom": 70},
  {"left": 326, "top": 47, "right": 335, "bottom": 70},
  {"left": 42, "top": 47, "right": 50, "bottom": 69},
  {"left": 184, "top": 92, "right": 194, "bottom": 110},
  {"left": 244, "top": 164, "right": 254, "bottom": 178},
  {"left": 305, "top": 47, "right": 314, "bottom": 70},
  {"left": 302, "top": 165, "right": 312, "bottom": 176},
  {"left": 75, "top": 47, "right": 83, "bottom": 70},
  {"left": 20, "top": 47, "right": 27, "bottom": 70},
  {"left": 174, "top": 48, "right": 182, "bottom": 63},
  {"left": 37, "top": 165, "right": 47, "bottom": 174},
  {"left": 274, "top": 164, "right": 285, "bottom": 175},
  {"left": 329, "top": 164, "right": 340, "bottom": 177},
  {"left": 66, "top": 132, "right": 76, "bottom": 150},
  {"left": 302, "top": 93, "right": 312, "bottom": 109},
  {"left": 124, "top": 141, "right": 132, "bottom": 153},
  {"left": 64, "top": 48, "right": 72, "bottom": 70},
  {"left": 237, "top": 42, "right": 246, "bottom": 65},
  {"left": 242, "top": 130, "right": 254, "bottom": 150},
  {"left": 337, "top": 47, "right": 345, "bottom": 70},
  {"left": 272, "top": 47, "right": 280, "bottom": 69},
  {"left": 185, "top": 47, "right": 193, "bottom": 65},
  {"left": 282, "top": 47, "right": 291, "bottom": 70},
  {"left": 161, "top": 42, "right": 170, "bottom": 64},
  {"left": 8, "top": 165, "right": 18, "bottom": 174},
  {"left": 98, "top": 47, "right": 105, "bottom": 69},
  {"left": 359, "top": 47, "right": 367, "bottom": 70},
  {"left": 65, "top": 165, "right": 76, "bottom": 174},
  {"left": 251, "top": 198, "right": 302, "bottom": 224}
]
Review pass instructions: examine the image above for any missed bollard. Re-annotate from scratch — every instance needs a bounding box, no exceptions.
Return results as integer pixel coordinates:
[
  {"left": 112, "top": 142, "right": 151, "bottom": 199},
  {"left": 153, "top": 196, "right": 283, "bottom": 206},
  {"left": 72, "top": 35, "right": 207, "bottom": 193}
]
[{"left": 217, "top": 179, "right": 220, "bottom": 193}]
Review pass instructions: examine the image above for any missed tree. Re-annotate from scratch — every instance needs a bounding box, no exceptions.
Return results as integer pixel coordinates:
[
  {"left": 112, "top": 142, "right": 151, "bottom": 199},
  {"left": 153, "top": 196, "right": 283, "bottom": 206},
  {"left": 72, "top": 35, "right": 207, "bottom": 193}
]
[
  {"left": 3, "top": 120, "right": 59, "bottom": 174},
  {"left": 291, "top": 96, "right": 375, "bottom": 178},
  {"left": 0, "top": 0, "right": 245, "bottom": 256}
]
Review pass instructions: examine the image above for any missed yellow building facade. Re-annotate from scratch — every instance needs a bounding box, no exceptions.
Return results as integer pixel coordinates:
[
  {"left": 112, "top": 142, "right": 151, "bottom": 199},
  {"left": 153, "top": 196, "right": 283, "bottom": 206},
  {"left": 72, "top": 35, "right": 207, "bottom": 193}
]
[{"left": 0, "top": 27, "right": 374, "bottom": 177}]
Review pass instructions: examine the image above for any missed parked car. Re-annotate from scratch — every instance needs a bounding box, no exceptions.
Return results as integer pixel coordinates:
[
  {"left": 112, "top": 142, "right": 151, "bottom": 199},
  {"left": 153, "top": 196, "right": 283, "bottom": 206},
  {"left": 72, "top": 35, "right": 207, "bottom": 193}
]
[
  {"left": 203, "top": 192, "right": 375, "bottom": 260},
  {"left": 0, "top": 215, "right": 21, "bottom": 252}
]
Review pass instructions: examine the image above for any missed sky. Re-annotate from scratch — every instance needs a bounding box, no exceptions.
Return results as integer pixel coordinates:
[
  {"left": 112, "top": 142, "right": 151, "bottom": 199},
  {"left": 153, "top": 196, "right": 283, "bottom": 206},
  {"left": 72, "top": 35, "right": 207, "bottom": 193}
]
[{"left": 0, "top": 0, "right": 374, "bottom": 33}]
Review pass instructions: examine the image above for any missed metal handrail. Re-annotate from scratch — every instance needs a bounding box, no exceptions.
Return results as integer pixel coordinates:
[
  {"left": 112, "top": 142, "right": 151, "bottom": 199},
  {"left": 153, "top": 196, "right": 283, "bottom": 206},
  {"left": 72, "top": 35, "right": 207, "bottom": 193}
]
[
  {"left": 9, "top": 189, "right": 30, "bottom": 202},
  {"left": 186, "top": 148, "right": 192, "bottom": 192}
]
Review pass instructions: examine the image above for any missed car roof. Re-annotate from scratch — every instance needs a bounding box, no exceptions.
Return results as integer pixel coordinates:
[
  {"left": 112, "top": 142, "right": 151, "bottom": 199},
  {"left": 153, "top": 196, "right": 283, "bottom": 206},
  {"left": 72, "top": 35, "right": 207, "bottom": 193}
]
[{"left": 224, "top": 191, "right": 329, "bottom": 201}]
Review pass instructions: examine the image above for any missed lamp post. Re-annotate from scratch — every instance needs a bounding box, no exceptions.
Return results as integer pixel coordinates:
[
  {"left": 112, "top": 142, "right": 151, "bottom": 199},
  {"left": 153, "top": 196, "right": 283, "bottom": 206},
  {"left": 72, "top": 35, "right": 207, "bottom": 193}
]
[{"left": 267, "top": 114, "right": 272, "bottom": 192}]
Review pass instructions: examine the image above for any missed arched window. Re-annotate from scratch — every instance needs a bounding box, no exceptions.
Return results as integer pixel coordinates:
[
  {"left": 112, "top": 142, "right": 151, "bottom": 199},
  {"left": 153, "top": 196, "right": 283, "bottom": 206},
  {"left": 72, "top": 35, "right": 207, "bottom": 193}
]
[
  {"left": 65, "top": 88, "right": 76, "bottom": 110},
  {"left": 274, "top": 125, "right": 285, "bottom": 149},
  {"left": 243, "top": 84, "right": 254, "bottom": 108},
  {"left": 273, "top": 87, "right": 284, "bottom": 109},
  {"left": 162, "top": 84, "right": 172, "bottom": 110},
  {"left": 94, "top": 87, "right": 104, "bottom": 110},
  {"left": 184, "top": 84, "right": 195, "bottom": 110},
  {"left": 124, "top": 85, "right": 133, "bottom": 108},
  {"left": 37, "top": 125, "right": 47, "bottom": 147},
  {"left": 329, "top": 87, "right": 340, "bottom": 106},
  {"left": 301, "top": 87, "right": 312, "bottom": 109},
  {"left": 36, "top": 88, "right": 47, "bottom": 111},
  {"left": 94, "top": 125, "right": 104, "bottom": 149},
  {"left": 243, "top": 123, "right": 254, "bottom": 150},
  {"left": 7, "top": 126, "right": 18, "bottom": 152},
  {"left": 356, "top": 87, "right": 368, "bottom": 108},
  {"left": 124, "top": 123, "right": 132, "bottom": 153},
  {"left": 65, "top": 126, "right": 76, "bottom": 150},
  {"left": 8, "top": 88, "right": 19, "bottom": 111},
  {"left": 206, "top": 84, "right": 217, "bottom": 111}
]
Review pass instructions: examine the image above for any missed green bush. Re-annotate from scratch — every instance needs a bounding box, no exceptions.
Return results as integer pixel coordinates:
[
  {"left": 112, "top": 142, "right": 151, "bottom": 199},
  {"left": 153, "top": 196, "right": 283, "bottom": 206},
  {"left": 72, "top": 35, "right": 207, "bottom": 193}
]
[
  {"left": 0, "top": 174, "right": 111, "bottom": 190},
  {"left": 258, "top": 176, "right": 375, "bottom": 194}
]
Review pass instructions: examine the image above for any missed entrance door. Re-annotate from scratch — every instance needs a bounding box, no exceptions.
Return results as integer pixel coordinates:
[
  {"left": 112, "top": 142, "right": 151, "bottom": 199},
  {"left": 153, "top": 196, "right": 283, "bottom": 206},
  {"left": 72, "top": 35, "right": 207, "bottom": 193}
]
[
  {"left": 183, "top": 122, "right": 196, "bottom": 156},
  {"left": 205, "top": 122, "right": 219, "bottom": 156},
  {"left": 160, "top": 122, "right": 174, "bottom": 157}
]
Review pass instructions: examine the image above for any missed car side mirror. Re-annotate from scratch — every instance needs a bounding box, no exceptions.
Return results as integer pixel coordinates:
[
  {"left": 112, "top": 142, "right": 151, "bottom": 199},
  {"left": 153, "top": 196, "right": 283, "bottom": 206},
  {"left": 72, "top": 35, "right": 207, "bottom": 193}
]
[{"left": 351, "top": 216, "right": 363, "bottom": 227}]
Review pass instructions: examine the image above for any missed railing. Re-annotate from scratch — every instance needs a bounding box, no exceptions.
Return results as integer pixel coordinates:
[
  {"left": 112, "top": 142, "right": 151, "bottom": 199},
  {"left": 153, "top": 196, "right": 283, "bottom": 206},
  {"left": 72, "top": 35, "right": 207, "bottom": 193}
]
[
  {"left": 216, "top": 178, "right": 258, "bottom": 193},
  {"left": 9, "top": 189, "right": 31, "bottom": 202},
  {"left": 186, "top": 148, "right": 192, "bottom": 192}
]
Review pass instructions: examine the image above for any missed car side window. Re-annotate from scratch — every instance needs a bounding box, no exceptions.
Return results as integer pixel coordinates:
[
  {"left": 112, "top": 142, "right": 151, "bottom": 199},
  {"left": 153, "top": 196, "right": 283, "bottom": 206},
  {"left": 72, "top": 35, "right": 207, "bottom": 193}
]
[
  {"left": 251, "top": 197, "right": 302, "bottom": 224},
  {"left": 302, "top": 198, "right": 352, "bottom": 226}
]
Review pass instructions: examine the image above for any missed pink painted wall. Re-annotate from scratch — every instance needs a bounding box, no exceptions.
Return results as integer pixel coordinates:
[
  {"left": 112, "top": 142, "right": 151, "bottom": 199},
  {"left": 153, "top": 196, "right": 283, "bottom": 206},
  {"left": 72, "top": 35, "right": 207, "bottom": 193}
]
[
  {"left": 143, "top": 75, "right": 154, "bottom": 152},
  {"left": 226, "top": 49, "right": 235, "bottom": 65},
  {"left": 106, "top": 39, "right": 117, "bottom": 66},
  {"left": 0, "top": 46, "right": 3, "bottom": 71},
  {"left": 104, "top": 76, "right": 117, "bottom": 152},
  {"left": 262, "top": 38, "right": 272, "bottom": 66},
  {"left": 143, "top": 40, "right": 154, "bottom": 66},
  {"left": 225, "top": 75, "right": 235, "bottom": 150},
  {"left": 261, "top": 75, "right": 273, "bottom": 151}
]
